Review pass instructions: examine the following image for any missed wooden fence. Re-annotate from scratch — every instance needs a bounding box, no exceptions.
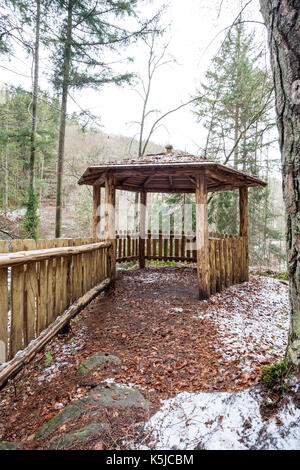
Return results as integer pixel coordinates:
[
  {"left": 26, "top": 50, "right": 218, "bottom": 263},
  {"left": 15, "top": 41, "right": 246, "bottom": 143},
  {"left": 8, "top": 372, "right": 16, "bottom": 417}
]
[
  {"left": 116, "top": 231, "right": 139, "bottom": 262},
  {"left": 0, "top": 238, "right": 111, "bottom": 363},
  {"left": 115, "top": 230, "right": 248, "bottom": 293},
  {"left": 0, "top": 231, "right": 247, "bottom": 364}
]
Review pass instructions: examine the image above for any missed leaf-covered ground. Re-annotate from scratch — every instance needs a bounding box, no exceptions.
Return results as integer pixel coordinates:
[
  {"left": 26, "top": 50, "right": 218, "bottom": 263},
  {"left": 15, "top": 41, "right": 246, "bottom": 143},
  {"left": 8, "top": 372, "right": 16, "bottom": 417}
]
[{"left": 0, "top": 268, "right": 292, "bottom": 449}]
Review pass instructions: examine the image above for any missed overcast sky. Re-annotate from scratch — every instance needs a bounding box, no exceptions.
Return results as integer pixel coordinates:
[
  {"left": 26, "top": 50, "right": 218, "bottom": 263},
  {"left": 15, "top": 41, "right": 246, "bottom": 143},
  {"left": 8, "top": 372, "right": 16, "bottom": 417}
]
[{"left": 1, "top": 0, "right": 271, "bottom": 155}]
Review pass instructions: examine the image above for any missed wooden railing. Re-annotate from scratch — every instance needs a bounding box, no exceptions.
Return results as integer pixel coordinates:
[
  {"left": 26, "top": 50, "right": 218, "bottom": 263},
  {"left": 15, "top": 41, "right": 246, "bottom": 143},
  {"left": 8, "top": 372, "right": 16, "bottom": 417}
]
[
  {"left": 0, "top": 238, "right": 111, "bottom": 363},
  {"left": 116, "top": 231, "right": 139, "bottom": 262},
  {"left": 115, "top": 230, "right": 248, "bottom": 293},
  {"left": 145, "top": 230, "right": 196, "bottom": 262}
]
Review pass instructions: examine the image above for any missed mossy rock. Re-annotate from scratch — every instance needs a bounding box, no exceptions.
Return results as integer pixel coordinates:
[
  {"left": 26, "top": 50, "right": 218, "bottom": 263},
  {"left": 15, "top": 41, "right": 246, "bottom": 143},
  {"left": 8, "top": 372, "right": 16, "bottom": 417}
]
[
  {"left": 48, "top": 422, "right": 109, "bottom": 450},
  {"left": 36, "top": 384, "right": 150, "bottom": 440},
  {"left": 35, "top": 397, "right": 95, "bottom": 439},
  {"left": 261, "top": 360, "right": 289, "bottom": 388},
  {"left": 76, "top": 352, "right": 121, "bottom": 376},
  {"left": 0, "top": 441, "right": 20, "bottom": 450}
]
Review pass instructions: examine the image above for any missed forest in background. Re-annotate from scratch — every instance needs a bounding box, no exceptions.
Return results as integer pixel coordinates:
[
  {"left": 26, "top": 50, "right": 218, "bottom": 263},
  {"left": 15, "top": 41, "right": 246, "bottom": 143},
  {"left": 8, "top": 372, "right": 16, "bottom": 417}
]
[{"left": 0, "top": 1, "right": 286, "bottom": 272}]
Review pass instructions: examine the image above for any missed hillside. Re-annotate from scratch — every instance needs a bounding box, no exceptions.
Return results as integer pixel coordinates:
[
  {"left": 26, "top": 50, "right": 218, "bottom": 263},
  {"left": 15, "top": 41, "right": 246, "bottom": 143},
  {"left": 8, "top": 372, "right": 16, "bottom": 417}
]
[{"left": 39, "top": 125, "right": 165, "bottom": 239}]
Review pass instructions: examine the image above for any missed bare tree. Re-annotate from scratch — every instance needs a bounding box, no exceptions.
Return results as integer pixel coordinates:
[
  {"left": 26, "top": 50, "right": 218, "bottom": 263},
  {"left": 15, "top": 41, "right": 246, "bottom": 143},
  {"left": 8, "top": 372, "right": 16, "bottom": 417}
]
[{"left": 134, "top": 30, "right": 174, "bottom": 158}]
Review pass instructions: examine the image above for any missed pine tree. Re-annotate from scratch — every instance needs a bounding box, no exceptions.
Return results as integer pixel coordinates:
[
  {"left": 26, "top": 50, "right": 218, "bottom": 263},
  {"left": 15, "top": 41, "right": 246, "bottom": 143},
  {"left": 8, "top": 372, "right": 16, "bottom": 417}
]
[
  {"left": 193, "top": 22, "right": 282, "bottom": 267},
  {"left": 47, "top": 0, "right": 159, "bottom": 237},
  {"left": 0, "top": 86, "right": 60, "bottom": 217}
]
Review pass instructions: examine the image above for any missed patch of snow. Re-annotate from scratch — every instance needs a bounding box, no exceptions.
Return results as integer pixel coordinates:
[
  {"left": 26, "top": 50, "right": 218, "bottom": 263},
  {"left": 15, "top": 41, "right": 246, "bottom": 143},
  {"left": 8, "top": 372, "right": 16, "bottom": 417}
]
[
  {"left": 135, "top": 388, "right": 300, "bottom": 450},
  {"left": 36, "top": 335, "right": 85, "bottom": 383},
  {"left": 37, "top": 362, "right": 69, "bottom": 383},
  {"left": 198, "top": 277, "right": 289, "bottom": 372},
  {"left": 54, "top": 402, "right": 65, "bottom": 410}
]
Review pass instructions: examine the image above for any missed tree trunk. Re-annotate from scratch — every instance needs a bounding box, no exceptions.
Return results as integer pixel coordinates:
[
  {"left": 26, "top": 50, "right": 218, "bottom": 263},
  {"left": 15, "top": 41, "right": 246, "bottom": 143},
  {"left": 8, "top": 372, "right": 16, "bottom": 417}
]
[
  {"left": 24, "top": 0, "right": 40, "bottom": 240},
  {"left": 260, "top": 0, "right": 300, "bottom": 368},
  {"left": 4, "top": 94, "right": 8, "bottom": 215},
  {"left": 29, "top": 0, "right": 40, "bottom": 190},
  {"left": 55, "top": 0, "right": 73, "bottom": 238}
]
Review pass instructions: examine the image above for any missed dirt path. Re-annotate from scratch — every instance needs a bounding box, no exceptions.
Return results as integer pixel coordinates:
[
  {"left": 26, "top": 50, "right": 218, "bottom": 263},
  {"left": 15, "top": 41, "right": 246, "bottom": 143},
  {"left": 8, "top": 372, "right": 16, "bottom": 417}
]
[{"left": 0, "top": 268, "right": 289, "bottom": 449}]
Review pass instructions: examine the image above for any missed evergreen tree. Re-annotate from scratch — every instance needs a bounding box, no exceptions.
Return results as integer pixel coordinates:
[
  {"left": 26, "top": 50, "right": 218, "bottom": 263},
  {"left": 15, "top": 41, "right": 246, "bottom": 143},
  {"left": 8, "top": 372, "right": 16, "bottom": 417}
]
[
  {"left": 1, "top": 0, "right": 52, "bottom": 239},
  {"left": 193, "top": 22, "right": 282, "bottom": 266},
  {"left": 0, "top": 86, "right": 60, "bottom": 214},
  {"left": 47, "top": 0, "right": 159, "bottom": 237}
]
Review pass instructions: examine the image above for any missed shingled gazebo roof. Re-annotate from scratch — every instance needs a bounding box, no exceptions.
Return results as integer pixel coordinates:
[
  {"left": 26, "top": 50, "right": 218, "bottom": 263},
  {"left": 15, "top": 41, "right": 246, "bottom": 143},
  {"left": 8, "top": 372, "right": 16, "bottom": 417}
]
[{"left": 78, "top": 150, "right": 267, "bottom": 193}]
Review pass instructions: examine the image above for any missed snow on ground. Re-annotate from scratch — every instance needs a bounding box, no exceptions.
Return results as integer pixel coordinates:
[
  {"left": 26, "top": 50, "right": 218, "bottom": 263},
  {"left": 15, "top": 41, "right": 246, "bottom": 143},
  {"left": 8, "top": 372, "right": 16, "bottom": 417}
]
[
  {"left": 136, "top": 386, "right": 300, "bottom": 450},
  {"left": 198, "top": 276, "right": 289, "bottom": 373},
  {"left": 36, "top": 332, "right": 86, "bottom": 383},
  {"left": 122, "top": 271, "right": 175, "bottom": 284},
  {"left": 129, "top": 275, "right": 297, "bottom": 450}
]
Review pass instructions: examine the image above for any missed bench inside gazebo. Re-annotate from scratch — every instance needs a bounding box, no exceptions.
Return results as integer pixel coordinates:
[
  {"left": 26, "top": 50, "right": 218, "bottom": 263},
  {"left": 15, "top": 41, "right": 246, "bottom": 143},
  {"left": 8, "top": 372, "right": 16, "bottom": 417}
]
[{"left": 78, "top": 146, "right": 267, "bottom": 299}]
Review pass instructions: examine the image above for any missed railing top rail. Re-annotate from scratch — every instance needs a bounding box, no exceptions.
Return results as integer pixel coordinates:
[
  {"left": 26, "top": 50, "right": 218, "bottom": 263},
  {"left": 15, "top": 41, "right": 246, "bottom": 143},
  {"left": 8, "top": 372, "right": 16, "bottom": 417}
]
[{"left": 0, "top": 241, "right": 111, "bottom": 268}]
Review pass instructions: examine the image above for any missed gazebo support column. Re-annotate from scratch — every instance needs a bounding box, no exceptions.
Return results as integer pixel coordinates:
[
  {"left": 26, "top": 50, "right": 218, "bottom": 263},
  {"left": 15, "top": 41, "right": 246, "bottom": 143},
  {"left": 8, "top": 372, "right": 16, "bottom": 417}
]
[
  {"left": 239, "top": 187, "right": 249, "bottom": 282},
  {"left": 139, "top": 191, "right": 147, "bottom": 269},
  {"left": 105, "top": 174, "right": 116, "bottom": 281},
  {"left": 195, "top": 174, "right": 210, "bottom": 299},
  {"left": 92, "top": 185, "right": 101, "bottom": 238}
]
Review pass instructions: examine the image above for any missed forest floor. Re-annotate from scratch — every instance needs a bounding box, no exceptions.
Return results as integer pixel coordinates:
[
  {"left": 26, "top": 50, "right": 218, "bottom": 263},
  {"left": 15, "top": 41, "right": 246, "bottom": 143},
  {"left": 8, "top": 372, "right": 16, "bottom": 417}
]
[{"left": 0, "top": 268, "right": 299, "bottom": 450}]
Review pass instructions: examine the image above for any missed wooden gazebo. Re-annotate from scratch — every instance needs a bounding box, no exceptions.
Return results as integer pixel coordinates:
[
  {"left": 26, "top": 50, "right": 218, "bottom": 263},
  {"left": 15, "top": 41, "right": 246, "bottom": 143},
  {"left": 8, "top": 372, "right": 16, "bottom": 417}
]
[{"left": 78, "top": 146, "right": 266, "bottom": 299}]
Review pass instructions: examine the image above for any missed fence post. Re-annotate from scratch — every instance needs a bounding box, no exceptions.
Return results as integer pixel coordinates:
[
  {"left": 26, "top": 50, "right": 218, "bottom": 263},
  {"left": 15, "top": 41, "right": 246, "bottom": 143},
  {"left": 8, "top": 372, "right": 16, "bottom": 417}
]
[
  {"left": 139, "top": 191, "right": 146, "bottom": 268},
  {"left": 0, "top": 241, "right": 8, "bottom": 364},
  {"left": 105, "top": 174, "right": 116, "bottom": 281},
  {"left": 195, "top": 174, "right": 210, "bottom": 299},
  {"left": 93, "top": 185, "right": 101, "bottom": 238},
  {"left": 239, "top": 187, "right": 249, "bottom": 281}
]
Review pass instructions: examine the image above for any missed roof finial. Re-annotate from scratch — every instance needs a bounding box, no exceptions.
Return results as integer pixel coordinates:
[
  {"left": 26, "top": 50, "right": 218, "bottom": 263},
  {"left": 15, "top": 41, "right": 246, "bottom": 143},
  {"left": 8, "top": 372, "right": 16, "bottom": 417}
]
[{"left": 165, "top": 144, "right": 173, "bottom": 154}]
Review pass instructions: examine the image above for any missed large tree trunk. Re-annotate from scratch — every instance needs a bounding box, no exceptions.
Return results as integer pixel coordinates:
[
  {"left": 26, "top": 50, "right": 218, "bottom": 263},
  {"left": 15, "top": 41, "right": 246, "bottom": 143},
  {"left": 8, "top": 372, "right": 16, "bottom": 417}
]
[
  {"left": 260, "top": 0, "right": 300, "bottom": 369},
  {"left": 55, "top": 0, "right": 73, "bottom": 238}
]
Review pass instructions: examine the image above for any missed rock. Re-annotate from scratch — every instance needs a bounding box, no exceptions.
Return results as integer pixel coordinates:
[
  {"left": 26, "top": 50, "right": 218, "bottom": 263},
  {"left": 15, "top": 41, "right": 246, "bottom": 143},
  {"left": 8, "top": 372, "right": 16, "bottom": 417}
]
[
  {"left": 48, "top": 423, "right": 108, "bottom": 450},
  {"left": 35, "top": 397, "right": 94, "bottom": 439},
  {"left": 76, "top": 352, "right": 121, "bottom": 376},
  {"left": 0, "top": 441, "right": 20, "bottom": 450},
  {"left": 36, "top": 384, "right": 150, "bottom": 440},
  {"left": 87, "top": 384, "right": 151, "bottom": 409}
]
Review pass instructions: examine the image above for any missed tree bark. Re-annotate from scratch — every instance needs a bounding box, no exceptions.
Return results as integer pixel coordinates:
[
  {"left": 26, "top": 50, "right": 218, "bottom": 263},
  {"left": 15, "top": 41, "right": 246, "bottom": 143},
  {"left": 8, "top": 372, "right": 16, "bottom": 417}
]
[
  {"left": 55, "top": 0, "right": 73, "bottom": 238},
  {"left": 260, "top": 0, "right": 300, "bottom": 368}
]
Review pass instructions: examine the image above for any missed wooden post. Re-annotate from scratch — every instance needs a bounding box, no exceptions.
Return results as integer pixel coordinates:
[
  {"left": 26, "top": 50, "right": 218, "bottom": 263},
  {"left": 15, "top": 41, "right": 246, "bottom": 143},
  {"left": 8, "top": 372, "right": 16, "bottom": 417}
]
[
  {"left": 139, "top": 191, "right": 147, "bottom": 268},
  {"left": 105, "top": 174, "right": 116, "bottom": 281},
  {"left": 93, "top": 185, "right": 101, "bottom": 238},
  {"left": 215, "top": 239, "right": 221, "bottom": 292},
  {"left": 239, "top": 187, "right": 249, "bottom": 281},
  {"left": 220, "top": 238, "right": 225, "bottom": 291},
  {"left": 209, "top": 239, "right": 216, "bottom": 295},
  {"left": 0, "top": 241, "right": 8, "bottom": 363},
  {"left": 195, "top": 174, "right": 210, "bottom": 299}
]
